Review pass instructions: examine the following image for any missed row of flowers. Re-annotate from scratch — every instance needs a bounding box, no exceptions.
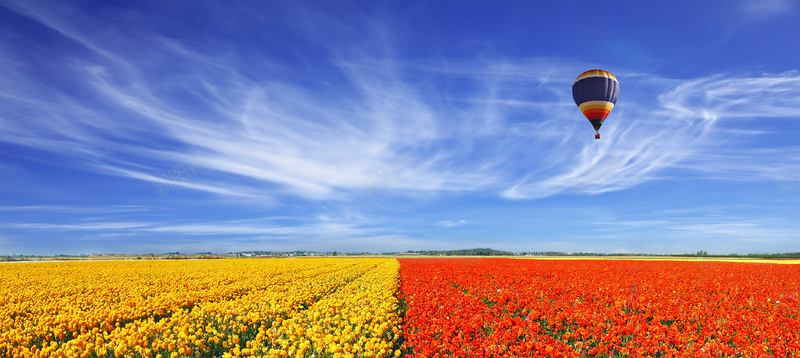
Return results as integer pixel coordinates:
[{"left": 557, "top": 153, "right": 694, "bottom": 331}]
[
  {"left": 0, "top": 258, "right": 402, "bottom": 358},
  {"left": 398, "top": 258, "right": 800, "bottom": 357},
  {"left": 4, "top": 257, "right": 798, "bottom": 357}
]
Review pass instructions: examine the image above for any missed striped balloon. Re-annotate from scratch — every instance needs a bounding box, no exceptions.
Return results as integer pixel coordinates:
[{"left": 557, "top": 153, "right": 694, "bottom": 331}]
[{"left": 572, "top": 69, "right": 619, "bottom": 139}]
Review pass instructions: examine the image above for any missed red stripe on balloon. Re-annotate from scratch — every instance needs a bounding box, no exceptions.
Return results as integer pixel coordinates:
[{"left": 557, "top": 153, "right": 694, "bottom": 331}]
[{"left": 581, "top": 109, "right": 611, "bottom": 120}]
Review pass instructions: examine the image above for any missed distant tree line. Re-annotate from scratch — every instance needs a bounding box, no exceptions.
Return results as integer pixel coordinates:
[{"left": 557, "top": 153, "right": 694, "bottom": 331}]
[
  {"left": 3, "top": 249, "right": 800, "bottom": 259},
  {"left": 674, "top": 251, "right": 800, "bottom": 259},
  {"left": 405, "top": 248, "right": 515, "bottom": 256}
]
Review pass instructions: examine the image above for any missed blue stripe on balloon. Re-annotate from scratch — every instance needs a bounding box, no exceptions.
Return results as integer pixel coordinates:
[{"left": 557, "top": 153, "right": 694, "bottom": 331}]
[{"left": 572, "top": 77, "right": 619, "bottom": 106}]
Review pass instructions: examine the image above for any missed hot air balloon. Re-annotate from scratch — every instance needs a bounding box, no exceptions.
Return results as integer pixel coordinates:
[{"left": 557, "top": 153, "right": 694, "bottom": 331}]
[{"left": 572, "top": 69, "right": 619, "bottom": 139}]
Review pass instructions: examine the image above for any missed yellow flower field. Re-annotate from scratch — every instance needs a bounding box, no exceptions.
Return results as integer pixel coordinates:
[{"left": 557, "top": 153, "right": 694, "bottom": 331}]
[{"left": 0, "top": 258, "right": 402, "bottom": 358}]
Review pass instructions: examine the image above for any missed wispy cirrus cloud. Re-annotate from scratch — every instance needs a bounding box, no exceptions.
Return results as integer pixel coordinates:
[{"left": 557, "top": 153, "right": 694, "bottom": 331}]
[
  {"left": 3, "top": 0, "right": 800, "bottom": 257},
  {"left": 10, "top": 222, "right": 154, "bottom": 231},
  {"left": 503, "top": 70, "right": 800, "bottom": 199},
  {"left": 0, "top": 214, "right": 428, "bottom": 254},
  {"left": 583, "top": 205, "right": 800, "bottom": 254},
  {"left": 2, "top": 0, "right": 800, "bottom": 205},
  {"left": 435, "top": 219, "right": 468, "bottom": 228},
  {"left": 740, "top": 0, "right": 797, "bottom": 17},
  {"left": 0, "top": 205, "right": 149, "bottom": 213}
]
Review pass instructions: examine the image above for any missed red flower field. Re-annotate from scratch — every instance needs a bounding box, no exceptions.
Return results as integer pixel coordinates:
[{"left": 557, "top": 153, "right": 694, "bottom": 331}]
[{"left": 397, "top": 258, "right": 800, "bottom": 357}]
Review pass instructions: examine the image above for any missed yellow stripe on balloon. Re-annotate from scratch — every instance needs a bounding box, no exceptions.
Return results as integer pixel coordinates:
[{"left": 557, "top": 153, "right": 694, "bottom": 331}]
[
  {"left": 578, "top": 100, "right": 615, "bottom": 111},
  {"left": 574, "top": 70, "right": 618, "bottom": 84}
]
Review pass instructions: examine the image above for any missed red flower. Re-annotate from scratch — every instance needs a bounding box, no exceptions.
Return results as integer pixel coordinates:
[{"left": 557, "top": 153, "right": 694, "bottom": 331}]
[{"left": 398, "top": 258, "right": 800, "bottom": 357}]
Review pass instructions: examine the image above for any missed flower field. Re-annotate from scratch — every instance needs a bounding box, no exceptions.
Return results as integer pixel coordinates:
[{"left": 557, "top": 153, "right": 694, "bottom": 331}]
[
  {"left": 398, "top": 258, "right": 800, "bottom": 357},
  {"left": 2, "top": 257, "right": 799, "bottom": 357},
  {"left": 0, "top": 258, "right": 402, "bottom": 358}
]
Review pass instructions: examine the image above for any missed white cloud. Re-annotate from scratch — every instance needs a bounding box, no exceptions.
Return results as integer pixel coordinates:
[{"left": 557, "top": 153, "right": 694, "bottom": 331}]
[
  {"left": 740, "top": 0, "right": 797, "bottom": 17},
  {"left": 0, "top": 214, "right": 429, "bottom": 253},
  {"left": 0, "top": 205, "right": 149, "bottom": 213},
  {"left": 503, "top": 71, "right": 800, "bottom": 198},
  {"left": 10, "top": 222, "right": 153, "bottom": 231},
  {"left": 435, "top": 219, "right": 468, "bottom": 228},
  {"left": 2, "top": 1, "right": 800, "bottom": 206}
]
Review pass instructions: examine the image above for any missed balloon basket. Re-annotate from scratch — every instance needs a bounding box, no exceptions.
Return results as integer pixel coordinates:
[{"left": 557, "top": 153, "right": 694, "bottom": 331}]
[{"left": 595, "top": 134, "right": 600, "bottom": 139}]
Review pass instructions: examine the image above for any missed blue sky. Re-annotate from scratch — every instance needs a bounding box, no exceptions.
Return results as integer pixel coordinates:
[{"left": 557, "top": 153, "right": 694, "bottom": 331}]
[{"left": 1, "top": 0, "right": 799, "bottom": 255}]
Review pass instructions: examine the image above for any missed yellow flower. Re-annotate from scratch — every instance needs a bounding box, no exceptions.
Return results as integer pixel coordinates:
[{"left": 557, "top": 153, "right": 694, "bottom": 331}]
[{"left": 0, "top": 258, "right": 402, "bottom": 358}]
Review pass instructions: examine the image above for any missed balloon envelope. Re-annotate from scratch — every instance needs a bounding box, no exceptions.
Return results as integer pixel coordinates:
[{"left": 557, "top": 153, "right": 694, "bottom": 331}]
[{"left": 572, "top": 69, "right": 619, "bottom": 134}]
